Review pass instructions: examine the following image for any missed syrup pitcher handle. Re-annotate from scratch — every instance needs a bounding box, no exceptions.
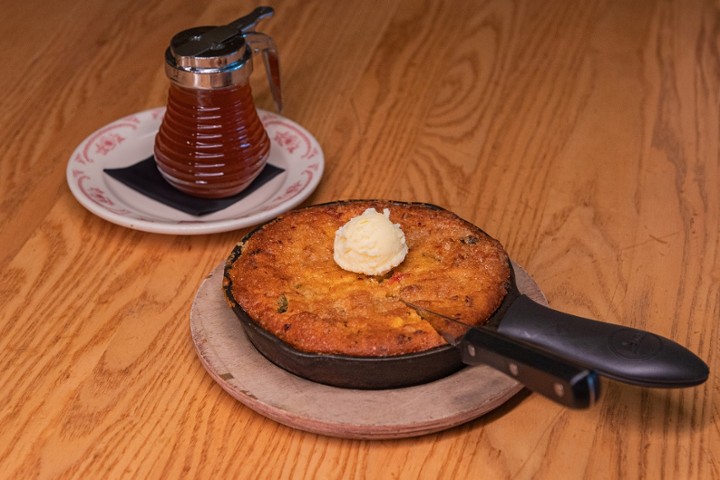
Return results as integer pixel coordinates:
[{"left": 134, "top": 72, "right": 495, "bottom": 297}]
[
  {"left": 243, "top": 32, "right": 283, "bottom": 112},
  {"left": 230, "top": 6, "right": 282, "bottom": 112}
]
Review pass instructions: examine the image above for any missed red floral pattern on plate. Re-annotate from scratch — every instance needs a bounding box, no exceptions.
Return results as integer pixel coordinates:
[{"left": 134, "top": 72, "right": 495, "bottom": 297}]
[
  {"left": 72, "top": 169, "right": 131, "bottom": 215},
  {"left": 73, "top": 118, "right": 140, "bottom": 165},
  {"left": 66, "top": 107, "right": 323, "bottom": 234}
]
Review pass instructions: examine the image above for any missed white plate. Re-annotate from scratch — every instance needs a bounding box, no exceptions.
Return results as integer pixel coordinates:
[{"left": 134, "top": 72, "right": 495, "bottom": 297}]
[{"left": 66, "top": 107, "right": 324, "bottom": 234}]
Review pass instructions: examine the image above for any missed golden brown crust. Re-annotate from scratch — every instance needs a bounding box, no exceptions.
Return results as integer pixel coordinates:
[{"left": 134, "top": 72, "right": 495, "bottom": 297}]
[{"left": 226, "top": 201, "right": 510, "bottom": 357}]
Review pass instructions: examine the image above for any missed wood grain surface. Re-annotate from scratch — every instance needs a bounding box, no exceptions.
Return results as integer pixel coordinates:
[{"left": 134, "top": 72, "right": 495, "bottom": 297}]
[{"left": 0, "top": 0, "right": 717, "bottom": 478}]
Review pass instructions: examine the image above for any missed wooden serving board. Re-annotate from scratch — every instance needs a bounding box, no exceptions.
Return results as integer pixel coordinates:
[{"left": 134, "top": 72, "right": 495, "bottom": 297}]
[{"left": 190, "top": 262, "right": 546, "bottom": 440}]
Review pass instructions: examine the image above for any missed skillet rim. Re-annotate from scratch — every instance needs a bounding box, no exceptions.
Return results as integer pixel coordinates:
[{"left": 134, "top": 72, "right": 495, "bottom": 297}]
[{"left": 222, "top": 199, "right": 514, "bottom": 389}]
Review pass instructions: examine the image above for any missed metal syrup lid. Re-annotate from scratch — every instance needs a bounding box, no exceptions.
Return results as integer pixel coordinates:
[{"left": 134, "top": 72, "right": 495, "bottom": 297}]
[
  {"left": 163, "top": 6, "right": 282, "bottom": 110},
  {"left": 165, "top": 26, "right": 252, "bottom": 89}
]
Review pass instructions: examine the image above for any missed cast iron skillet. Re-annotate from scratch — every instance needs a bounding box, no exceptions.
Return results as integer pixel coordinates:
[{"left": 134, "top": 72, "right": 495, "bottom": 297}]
[
  {"left": 223, "top": 201, "right": 709, "bottom": 390},
  {"left": 223, "top": 201, "right": 468, "bottom": 389}
]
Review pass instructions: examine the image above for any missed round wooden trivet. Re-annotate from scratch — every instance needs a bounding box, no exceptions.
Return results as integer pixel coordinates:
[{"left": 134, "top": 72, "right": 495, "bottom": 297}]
[{"left": 190, "top": 261, "right": 546, "bottom": 440}]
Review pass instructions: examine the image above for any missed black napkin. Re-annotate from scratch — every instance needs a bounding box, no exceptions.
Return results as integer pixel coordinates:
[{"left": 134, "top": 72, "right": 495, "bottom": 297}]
[{"left": 104, "top": 156, "right": 285, "bottom": 216}]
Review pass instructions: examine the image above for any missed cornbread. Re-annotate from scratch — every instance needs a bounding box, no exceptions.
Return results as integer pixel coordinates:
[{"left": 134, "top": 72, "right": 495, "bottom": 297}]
[{"left": 224, "top": 200, "right": 511, "bottom": 357}]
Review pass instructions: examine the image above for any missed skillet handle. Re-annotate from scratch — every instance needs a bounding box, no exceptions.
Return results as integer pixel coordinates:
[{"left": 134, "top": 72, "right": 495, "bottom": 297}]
[
  {"left": 496, "top": 295, "right": 709, "bottom": 388},
  {"left": 461, "top": 328, "right": 600, "bottom": 409}
]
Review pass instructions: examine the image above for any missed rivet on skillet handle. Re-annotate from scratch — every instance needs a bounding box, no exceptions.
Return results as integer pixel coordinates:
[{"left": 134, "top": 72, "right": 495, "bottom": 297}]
[{"left": 460, "top": 328, "right": 600, "bottom": 409}]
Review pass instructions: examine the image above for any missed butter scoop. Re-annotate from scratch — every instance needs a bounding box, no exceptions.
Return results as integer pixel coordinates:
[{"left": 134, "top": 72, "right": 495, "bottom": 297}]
[{"left": 334, "top": 208, "right": 408, "bottom": 275}]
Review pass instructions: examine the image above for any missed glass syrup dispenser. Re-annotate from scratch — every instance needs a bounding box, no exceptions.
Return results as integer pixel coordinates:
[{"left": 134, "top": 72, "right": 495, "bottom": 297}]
[{"left": 154, "top": 6, "right": 282, "bottom": 198}]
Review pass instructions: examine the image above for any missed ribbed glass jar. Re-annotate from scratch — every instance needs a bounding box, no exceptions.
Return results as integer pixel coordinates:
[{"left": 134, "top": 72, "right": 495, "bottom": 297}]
[{"left": 154, "top": 82, "right": 270, "bottom": 199}]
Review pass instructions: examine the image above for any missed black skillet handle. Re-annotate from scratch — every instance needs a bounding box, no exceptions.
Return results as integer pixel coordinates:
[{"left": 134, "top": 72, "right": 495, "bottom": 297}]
[
  {"left": 460, "top": 328, "right": 600, "bottom": 408},
  {"left": 496, "top": 295, "right": 709, "bottom": 388}
]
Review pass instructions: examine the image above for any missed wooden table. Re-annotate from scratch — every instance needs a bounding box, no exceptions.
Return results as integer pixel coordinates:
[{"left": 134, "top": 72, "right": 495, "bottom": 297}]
[{"left": 1, "top": 0, "right": 717, "bottom": 478}]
